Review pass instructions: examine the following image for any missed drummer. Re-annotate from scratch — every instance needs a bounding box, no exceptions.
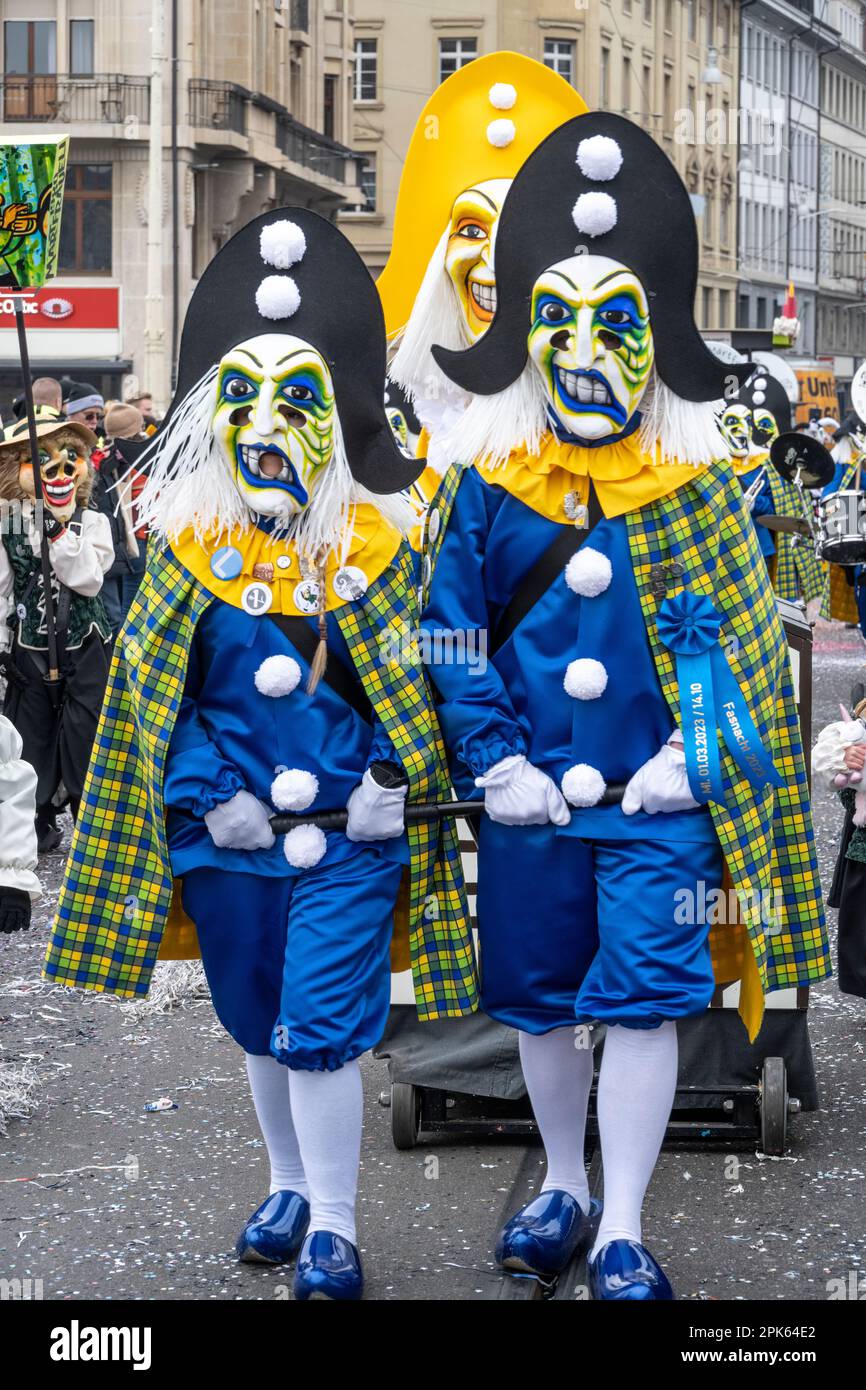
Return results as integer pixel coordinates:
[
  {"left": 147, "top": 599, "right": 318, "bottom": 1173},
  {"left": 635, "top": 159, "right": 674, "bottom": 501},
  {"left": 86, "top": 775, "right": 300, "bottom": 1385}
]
[{"left": 820, "top": 414, "right": 866, "bottom": 639}]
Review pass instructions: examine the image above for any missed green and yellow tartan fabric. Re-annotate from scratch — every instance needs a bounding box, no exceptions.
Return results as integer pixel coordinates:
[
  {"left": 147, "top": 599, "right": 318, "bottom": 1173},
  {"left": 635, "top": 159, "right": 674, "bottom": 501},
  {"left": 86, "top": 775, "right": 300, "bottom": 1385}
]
[
  {"left": 425, "top": 459, "right": 829, "bottom": 1004},
  {"left": 44, "top": 541, "right": 478, "bottom": 1019},
  {"left": 765, "top": 468, "right": 825, "bottom": 604}
]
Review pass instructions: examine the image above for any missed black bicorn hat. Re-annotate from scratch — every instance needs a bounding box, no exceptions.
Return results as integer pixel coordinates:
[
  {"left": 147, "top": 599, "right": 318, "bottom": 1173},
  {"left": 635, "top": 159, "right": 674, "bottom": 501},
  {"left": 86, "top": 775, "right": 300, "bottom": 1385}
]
[
  {"left": 165, "top": 207, "right": 423, "bottom": 494},
  {"left": 432, "top": 112, "right": 755, "bottom": 403},
  {"left": 732, "top": 366, "right": 792, "bottom": 440}
]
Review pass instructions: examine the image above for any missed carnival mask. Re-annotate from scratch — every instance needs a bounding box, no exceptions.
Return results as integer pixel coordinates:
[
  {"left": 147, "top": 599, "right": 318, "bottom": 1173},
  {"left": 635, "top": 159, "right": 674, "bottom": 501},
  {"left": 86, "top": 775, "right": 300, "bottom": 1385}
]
[
  {"left": 212, "top": 333, "right": 335, "bottom": 519},
  {"left": 17, "top": 426, "right": 91, "bottom": 524},
  {"left": 527, "top": 254, "right": 654, "bottom": 441},
  {"left": 718, "top": 403, "right": 753, "bottom": 458},
  {"left": 751, "top": 406, "right": 779, "bottom": 449},
  {"left": 444, "top": 178, "right": 510, "bottom": 340}
]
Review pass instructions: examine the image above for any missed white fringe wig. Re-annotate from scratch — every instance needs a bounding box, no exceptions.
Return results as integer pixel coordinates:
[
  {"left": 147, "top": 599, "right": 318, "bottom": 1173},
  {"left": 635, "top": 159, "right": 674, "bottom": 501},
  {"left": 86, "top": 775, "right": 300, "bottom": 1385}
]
[
  {"left": 436, "top": 361, "right": 731, "bottom": 472},
  {"left": 132, "top": 368, "right": 414, "bottom": 561},
  {"left": 388, "top": 226, "right": 473, "bottom": 414}
]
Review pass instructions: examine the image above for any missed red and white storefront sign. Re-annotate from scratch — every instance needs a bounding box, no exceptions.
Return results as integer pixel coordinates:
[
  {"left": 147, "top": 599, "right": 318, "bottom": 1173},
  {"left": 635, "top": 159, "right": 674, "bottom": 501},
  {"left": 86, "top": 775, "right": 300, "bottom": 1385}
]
[{"left": 0, "top": 284, "right": 122, "bottom": 361}]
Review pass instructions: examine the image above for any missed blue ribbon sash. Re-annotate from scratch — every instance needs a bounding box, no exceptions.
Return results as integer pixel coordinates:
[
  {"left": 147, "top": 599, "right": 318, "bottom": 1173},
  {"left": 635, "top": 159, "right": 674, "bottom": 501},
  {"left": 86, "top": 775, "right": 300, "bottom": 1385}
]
[{"left": 657, "top": 591, "right": 783, "bottom": 804}]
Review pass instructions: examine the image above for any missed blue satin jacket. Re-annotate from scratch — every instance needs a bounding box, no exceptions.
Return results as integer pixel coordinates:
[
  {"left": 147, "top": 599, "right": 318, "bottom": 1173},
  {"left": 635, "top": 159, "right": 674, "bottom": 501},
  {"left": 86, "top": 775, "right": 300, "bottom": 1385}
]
[
  {"left": 421, "top": 466, "right": 714, "bottom": 842},
  {"left": 163, "top": 601, "right": 407, "bottom": 877}
]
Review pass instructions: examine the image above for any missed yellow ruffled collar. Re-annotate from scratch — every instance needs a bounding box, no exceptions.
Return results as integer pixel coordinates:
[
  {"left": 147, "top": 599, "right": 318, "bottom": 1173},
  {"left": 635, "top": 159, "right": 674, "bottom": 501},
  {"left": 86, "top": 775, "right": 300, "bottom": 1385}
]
[
  {"left": 477, "top": 430, "right": 707, "bottom": 522},
  {"left": 170, "top": 503, "right": 401, "bottom": 617}
]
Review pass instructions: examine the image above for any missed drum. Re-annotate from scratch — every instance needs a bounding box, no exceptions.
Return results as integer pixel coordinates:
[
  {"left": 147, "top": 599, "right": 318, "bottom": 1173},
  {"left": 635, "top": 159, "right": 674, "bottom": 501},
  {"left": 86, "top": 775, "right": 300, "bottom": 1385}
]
[{"left": 817, "top": 489, "right": 866, "bottom": 565}]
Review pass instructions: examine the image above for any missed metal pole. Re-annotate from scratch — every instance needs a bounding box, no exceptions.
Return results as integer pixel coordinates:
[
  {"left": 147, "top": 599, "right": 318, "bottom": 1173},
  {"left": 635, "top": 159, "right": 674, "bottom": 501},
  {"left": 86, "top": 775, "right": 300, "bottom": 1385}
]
[
  {"left": 13, "top": 300, "right": 61, "bottom": 684},
  {"left": 144, "top": 0, "right": 166, "bottom": 412},
  {"left": 170, "top": 0, "right": 180, "bottom": 389}
]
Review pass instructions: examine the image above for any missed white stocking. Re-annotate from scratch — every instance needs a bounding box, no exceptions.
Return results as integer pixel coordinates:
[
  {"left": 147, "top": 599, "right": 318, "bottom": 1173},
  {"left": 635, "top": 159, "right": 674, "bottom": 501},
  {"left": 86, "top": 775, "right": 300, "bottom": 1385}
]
[
  {"left": 288, "top": 1060, "right": 363, "bottom": 1245},
  {"left": 518, "top": 1027, "right": 594, "bottom": 1214},
  {"left": 245, "top": 1052, "right": 309, "bottom": 1198},
  {"left": 591, "top": 1021, "right": 678, "bottom": 1259}
]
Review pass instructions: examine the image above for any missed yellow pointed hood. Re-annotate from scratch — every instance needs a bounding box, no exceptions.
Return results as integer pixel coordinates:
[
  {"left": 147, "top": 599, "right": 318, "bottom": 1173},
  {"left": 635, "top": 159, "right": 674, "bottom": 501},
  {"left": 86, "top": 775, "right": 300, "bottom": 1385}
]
[{"left": 377, "top": 51, "right": 586, "bottom": 340}]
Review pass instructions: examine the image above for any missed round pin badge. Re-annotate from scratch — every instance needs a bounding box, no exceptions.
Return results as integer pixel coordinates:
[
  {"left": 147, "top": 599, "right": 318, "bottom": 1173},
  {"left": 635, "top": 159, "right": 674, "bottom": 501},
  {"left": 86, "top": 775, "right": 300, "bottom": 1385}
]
[
  {"left": 293, "top": 579, "right": 321, "bottom": 615},
  {"left": 241, "top": 582, "right": 273, "bottom": 616},
  {"left": 276, "top": 555, "right": 292, "bottom": 571},
  {"left": 333, "top": 566, "right": 368, "bottom": 601},
  {"left": 427, "top": 508, "right": 440, "bottom": 543},
  {"left": 210, "top": 545, "right": 244, "bottom": 582}
]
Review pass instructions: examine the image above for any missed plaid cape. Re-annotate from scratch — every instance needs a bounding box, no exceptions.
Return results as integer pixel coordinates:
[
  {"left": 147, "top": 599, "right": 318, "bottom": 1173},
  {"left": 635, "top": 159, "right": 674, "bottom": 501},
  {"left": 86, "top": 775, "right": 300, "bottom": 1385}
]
[
  {"left": 424, "top": 459, "right": 829, "bottom": 1017},
  {"left": 765, "top": 467, "right": 825, "bottom": 605},
  {"left": 43, "top": 542, "right": 478, "bottom": 1020}
]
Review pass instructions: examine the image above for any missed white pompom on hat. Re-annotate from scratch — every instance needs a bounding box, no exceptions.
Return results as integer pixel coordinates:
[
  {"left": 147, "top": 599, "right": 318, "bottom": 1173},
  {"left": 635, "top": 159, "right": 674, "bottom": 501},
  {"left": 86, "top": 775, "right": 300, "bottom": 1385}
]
[
  {"left": 564, "top": 658, "right": 608, "bottom": 700},
  {"left": 284, "top": 823, "right": 327, "bottom": 869},
  {"left": 571, "top": 191, "right": 617, "bottom": 238},
  {"left": 271, "top": 768, "right": 319, "bottom": 812},
  {"left": 256, "top": 274, "right": 301, "bottom": 320},
  {"left": 254, "top": 655, "right": 302, "bottom": 698},
  {"left": 259, "top": 219, "right": 307, "bottom": 270},
  {"left": 576, "top": 135, "right": 623, "bottom": 182},
  {"left": 487, "top": 118, "right": 516, "bottom": 148},
  {"left": 488, "top": 82, "right": 517, "bottom": 111},
  {"left": 562, "top": 763, "right": 606, "bottom": 807},
  {"left": 565, "top": 547, "right": 613, "bottom": 597}
]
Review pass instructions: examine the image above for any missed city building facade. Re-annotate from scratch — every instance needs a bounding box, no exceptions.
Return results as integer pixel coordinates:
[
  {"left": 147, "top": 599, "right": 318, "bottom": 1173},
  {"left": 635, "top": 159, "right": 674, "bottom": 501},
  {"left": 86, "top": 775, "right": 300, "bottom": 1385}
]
[{"left": 0, "top": 0, "right": 360, "bottom": 412}]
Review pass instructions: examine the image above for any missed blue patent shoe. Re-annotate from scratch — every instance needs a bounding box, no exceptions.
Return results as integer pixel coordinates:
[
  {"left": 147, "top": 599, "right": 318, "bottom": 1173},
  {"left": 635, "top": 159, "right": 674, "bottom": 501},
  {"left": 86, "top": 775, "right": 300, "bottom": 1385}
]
[
  {"left": 294, "top": 1231, "right": 363, "bottom": 1301},
  {"left": 588, "top": 1239, "right": 674, "bottom": 1300},
  {"left": 495, "top": 1191, "right": 603, "bottom": 1280},
  {"left": 235, "top": 1190, "right": 310, "bottom": 1265}
]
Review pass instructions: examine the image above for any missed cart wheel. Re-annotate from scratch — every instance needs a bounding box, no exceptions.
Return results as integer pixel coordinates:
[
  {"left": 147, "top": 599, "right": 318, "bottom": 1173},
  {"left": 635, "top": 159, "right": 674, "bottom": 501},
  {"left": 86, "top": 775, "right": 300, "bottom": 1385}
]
[
  {"left": 760, "top": 1056, "right": 788, "bottom": 1155},
  {"left": 391, "top": 1082, "right": 421, "bottom": 1150}
]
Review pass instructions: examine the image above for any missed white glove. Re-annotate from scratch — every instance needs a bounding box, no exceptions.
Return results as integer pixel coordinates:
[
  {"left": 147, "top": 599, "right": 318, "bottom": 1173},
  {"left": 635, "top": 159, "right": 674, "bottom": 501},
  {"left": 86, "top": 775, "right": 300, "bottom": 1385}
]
[
  {"left": 346, "top": 767, "right": 408, "bottom": 841},
  {"left": 476, "top": 753, "right": 571, "bottom": 827},
  {"left": 204, "top": 790, "right": 276, "bottom": 851},
  {"left": 621, "top": 735, "right": 700, "bottom": 816}
]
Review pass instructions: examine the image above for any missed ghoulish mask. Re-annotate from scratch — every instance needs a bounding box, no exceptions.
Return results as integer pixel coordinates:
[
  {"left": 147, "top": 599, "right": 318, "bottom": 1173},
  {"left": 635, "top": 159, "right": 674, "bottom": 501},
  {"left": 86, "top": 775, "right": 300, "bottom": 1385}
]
[
  {"left": 15, "top": 425, "right": 92, "bottom": 523},
  {"left": 718, "top": 403, "right": 753, "bottom": 458},
  {"left": 212, "top": 333, "right": 336, "bottom": 519},
  {"left": 527, "top": 253, "right": 654, "bottom": 440},
  {"left": 444, "top": 178, "right": 510, "bottom": 340},
  {"left": 751, "top": 406, "right": 779, "bottom": 449}
]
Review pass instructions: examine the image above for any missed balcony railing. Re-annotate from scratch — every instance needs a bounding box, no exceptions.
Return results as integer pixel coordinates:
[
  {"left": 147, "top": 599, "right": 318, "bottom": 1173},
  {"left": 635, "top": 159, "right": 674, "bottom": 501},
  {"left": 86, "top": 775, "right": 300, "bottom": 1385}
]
[
  {"left": 276, "top": 111, "right": 355, "bottom": 184},
  {"left": 189, "top": 79, "right": 247, "bottom": 136},
  {"left": 1, "top": 74, "right": 150, "bottom": 124}
]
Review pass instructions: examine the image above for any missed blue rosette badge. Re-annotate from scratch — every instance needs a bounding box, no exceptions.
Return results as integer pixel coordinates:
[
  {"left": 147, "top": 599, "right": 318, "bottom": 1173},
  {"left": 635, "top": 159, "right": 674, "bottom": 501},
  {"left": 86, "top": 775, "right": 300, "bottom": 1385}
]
[{"left": 656, "top": 591, "right": 782, "bottom": 804}]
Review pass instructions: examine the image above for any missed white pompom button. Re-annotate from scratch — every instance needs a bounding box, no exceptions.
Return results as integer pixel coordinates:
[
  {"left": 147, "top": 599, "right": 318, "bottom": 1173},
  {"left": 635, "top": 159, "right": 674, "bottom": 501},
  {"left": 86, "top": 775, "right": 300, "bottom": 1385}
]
[
  {"left": 271, "top": 768, "right": 319, "bottom": 812},
  {"left": 254, "top": 654, "right": 301, "bottom": 697},
  {"left": 487, "top": 118, "right": 516, "bottom": 148},
  {"left": 565, "top": 547, "right": 613, "bottom": 597},
  {"left": 284, "top": 824, "right": 327, "bottom": 869},
  {"left": 562, "top": 764, "right": 607, "bottom": 807},
  {"left": 564, "top": 658, "right": 608, "bottom": 700}
]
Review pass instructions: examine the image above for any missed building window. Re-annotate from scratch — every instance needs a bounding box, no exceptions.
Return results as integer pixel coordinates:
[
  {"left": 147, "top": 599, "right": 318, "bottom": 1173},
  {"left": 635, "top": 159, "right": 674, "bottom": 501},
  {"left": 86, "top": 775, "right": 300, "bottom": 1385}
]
[
  {"left": 58, "top": 164, "right": 112, "bottom": 274},
  {"left": 737, "top": 292, "right": 750, "bottom": 326},
  {"left": 687, "top": 0, "right": 696, "bottom": 41},
  {"left": 719, "top": 288, "right": 730, "bottom": 328},
  {"left": 702, "top": 286, "right": 713, "bottom": 327},
  {"left": 353, "top": 38, "right": 377, "bottom": 103},
  {"left": 323, "top": 73, "right": 336, "bottom": 139},
  {"left": 543, "top": 38, "right": 575, "bottom": 84},
  {"left": 665, "top": 0, "right": 673, "bottom": 33},
  {"left": 644, "top": 0, "right": 653, "bottom": 21},
  {"left": 3, "top": 18, "right": 57, "bottom": 119},
  {"left": 439, "top": 36, "right": 477, "bottom": 82},
  {"left": 622, "top": 55, "right": 631, "bottom": 113},
  {"left": 345, "top": 152, "right": 376, "bottom": 213},
  {"left": 601, "top": 48, "right": 610, "bottom": 107},
  {"left": 70, "top": 18, "right": 94, "bottom": 75}
]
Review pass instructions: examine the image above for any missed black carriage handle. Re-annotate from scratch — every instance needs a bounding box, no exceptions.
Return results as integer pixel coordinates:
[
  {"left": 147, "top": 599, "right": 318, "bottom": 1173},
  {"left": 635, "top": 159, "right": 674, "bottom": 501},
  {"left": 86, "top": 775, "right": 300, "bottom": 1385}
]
[{"left": 270, "top": 784, "right": 627, "bottom": 834}]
